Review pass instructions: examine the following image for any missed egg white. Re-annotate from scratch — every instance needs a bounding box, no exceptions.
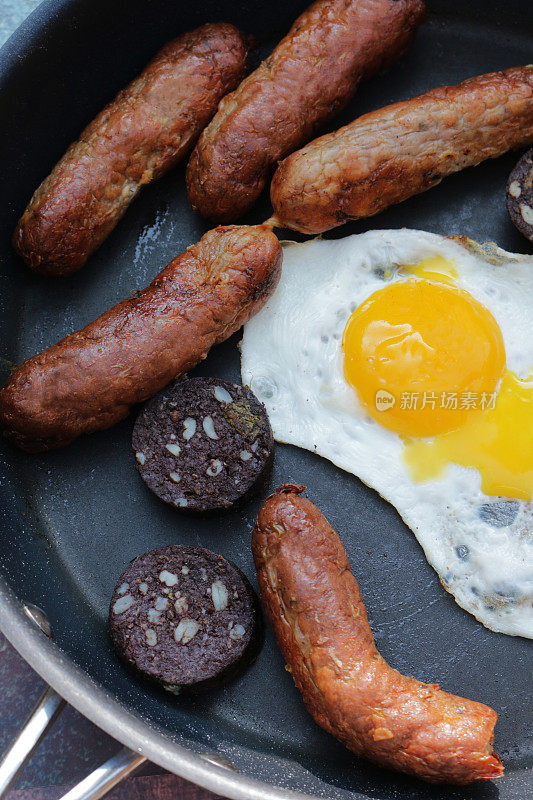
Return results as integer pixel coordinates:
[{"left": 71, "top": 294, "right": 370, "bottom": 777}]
[{"left": 241, "top": 229, "right": 533, "bottom": 638}]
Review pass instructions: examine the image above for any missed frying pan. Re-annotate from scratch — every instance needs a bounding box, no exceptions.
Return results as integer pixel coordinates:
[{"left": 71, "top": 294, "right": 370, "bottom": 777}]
[{"left": 0, "top": 1, "right": 531, "bottom": 799}]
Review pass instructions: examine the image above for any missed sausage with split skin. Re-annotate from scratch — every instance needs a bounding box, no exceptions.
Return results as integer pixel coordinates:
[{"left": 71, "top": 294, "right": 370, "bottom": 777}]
[
  {"left": 186, "top": 0, "right": 426, "bottom": 223},
  {"left": 13, "top": 23, "right": 251, "bottom": 276},
  {"left": 0, "top": 225, "right": 282, "bottom": 452},
  {"left": 252, "top": 485, "right": 503, "bottom": 784},
  {"left": 270, "top": 65, "right": 533, "bottom": 234}
]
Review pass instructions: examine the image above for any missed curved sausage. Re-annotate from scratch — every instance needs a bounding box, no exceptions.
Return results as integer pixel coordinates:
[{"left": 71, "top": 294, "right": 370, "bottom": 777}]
[
  {"left": 186, "top": 0, "right": 425, "bottom": 223},
  {"left": 13, "top": 24, "right": 251, "bottom": 276},
  {"left": 252, "top": 485, "right": 503, "bottom": 784},
  {"left": 0, "top": 225, "right": 282, "bottom": 452},
  {"left": 270, "top": 65, "right": 533, "bottom": 233}
]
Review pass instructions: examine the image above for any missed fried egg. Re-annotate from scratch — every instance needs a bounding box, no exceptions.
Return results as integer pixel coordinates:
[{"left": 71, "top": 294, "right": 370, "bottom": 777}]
[{"left": 241, "top": 230, "right": 533, "bottom": 637}]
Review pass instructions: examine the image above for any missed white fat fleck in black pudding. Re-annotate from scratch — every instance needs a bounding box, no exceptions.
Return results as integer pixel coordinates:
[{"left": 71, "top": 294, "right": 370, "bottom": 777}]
[
  {"left": 109, "top": 545, "right": 263, "bottom": 692},
  {"left": 132, "top": 377, "right": 274, "bottom": 513}
]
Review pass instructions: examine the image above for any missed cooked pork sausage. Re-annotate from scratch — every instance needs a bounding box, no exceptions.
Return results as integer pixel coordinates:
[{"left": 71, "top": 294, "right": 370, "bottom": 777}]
[
  {"left": 186, "top": 0, "right": 425, "bottom": 223},
  {"left": 270, "top": 66, "right": 533, "bottom": 233},
  {"left": 13, "top": 24, "right": 251, "bottom": 276},
  {"left": 252, "top": 485, "right": 503, "bottom": 784},
  {"left": 0, "top": 226, "right": 282, "bottom": 452}
]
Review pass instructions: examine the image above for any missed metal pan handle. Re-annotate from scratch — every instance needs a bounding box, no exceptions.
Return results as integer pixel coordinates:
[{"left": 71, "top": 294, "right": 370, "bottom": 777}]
[
  {"left": 1, "top": 604, "right": 238, "bottom": 800},
  {"left": 0, "top": 684, "right": 65, "bottom": 797},
  {"left": 57, "top": 747, "right": 146, "bottom": 800},
  {"left": 0, "top": 604, "right": 66, "bottom": 797},
  {"left": 0, "top": 604, "right": 147, "bottom": 800}
]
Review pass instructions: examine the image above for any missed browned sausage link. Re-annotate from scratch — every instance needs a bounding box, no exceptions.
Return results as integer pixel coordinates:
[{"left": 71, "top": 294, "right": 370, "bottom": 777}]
[
  {"left": 13, "top": 24, "right": 251, "bottom": 276},
  {"left": 186, "top": 0, "right": 425, "bottom": 223},
  {"left": 252, "top": 485, "right": 504, "bottom": 784},
  {"left": 270, "top": 66, "right": 533, "bottom": 234},
  {"left": 0, "top": 226, "right": 282, "bottom": 452}
]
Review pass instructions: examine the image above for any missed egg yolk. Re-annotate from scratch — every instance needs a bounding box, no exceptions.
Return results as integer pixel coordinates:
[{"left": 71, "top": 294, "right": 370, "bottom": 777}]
[
  {"left": 342, "top": 279, "right": 506, "bottom": 437},
  {"left": 403, "top": 370, "right": 533, "bottom": 501},
  {"left": 403, "top": 254, "right": 460, "bottom": 286}
]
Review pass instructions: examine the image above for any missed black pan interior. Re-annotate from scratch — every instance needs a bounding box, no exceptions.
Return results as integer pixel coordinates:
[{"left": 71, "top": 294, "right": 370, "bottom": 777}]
[{"left": 0, "top": 1, "right": 531, "bottom": 798}]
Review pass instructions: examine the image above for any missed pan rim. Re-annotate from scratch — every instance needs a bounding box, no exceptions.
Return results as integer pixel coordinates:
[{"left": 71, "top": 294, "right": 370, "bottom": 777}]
[
  {"left": 0, "top": 2, "right": 332, "bottom": 795},
  {"left": 0, "top": 575, "right": 328, "bottom": 800},
  {"left": 0, "top": 3, "right": 362, "bottom": 796},
  {"left": 0, "top": 1, "right": 530, "bottom": 799}
]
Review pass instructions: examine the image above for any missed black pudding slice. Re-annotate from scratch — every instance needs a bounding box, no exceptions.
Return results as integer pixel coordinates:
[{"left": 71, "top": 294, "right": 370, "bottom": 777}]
[
  {"left": 109, "top": 545, "right": 262, "bottom": 693},
  {"left": 132, "top": 377, "right": 274, "bottom": 513},
  {"left": 506, "top": 148, "right": 533, "bottom": 243}
]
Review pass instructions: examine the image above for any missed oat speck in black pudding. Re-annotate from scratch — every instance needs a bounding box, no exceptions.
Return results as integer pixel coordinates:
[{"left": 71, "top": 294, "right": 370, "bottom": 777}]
[
  {"left": 132, "top": 377, "right": 274, "bottom": 513},
  {"left": 506, "top": 148, "right": 533, "bottom": 243},
  {"left": 109, "top": 546, "right": 262, "bottom": 692}
]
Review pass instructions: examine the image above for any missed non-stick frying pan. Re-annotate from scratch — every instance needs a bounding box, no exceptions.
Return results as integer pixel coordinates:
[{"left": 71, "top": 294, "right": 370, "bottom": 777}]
[{"left": 0, "top": 1, "right": 531, "bottom": 798}]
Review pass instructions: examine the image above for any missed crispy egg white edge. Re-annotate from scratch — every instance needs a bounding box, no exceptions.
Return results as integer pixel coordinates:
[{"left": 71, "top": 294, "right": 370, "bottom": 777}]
[{"left": 240, "top": 229, "right": 533, "bottom": 638}]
